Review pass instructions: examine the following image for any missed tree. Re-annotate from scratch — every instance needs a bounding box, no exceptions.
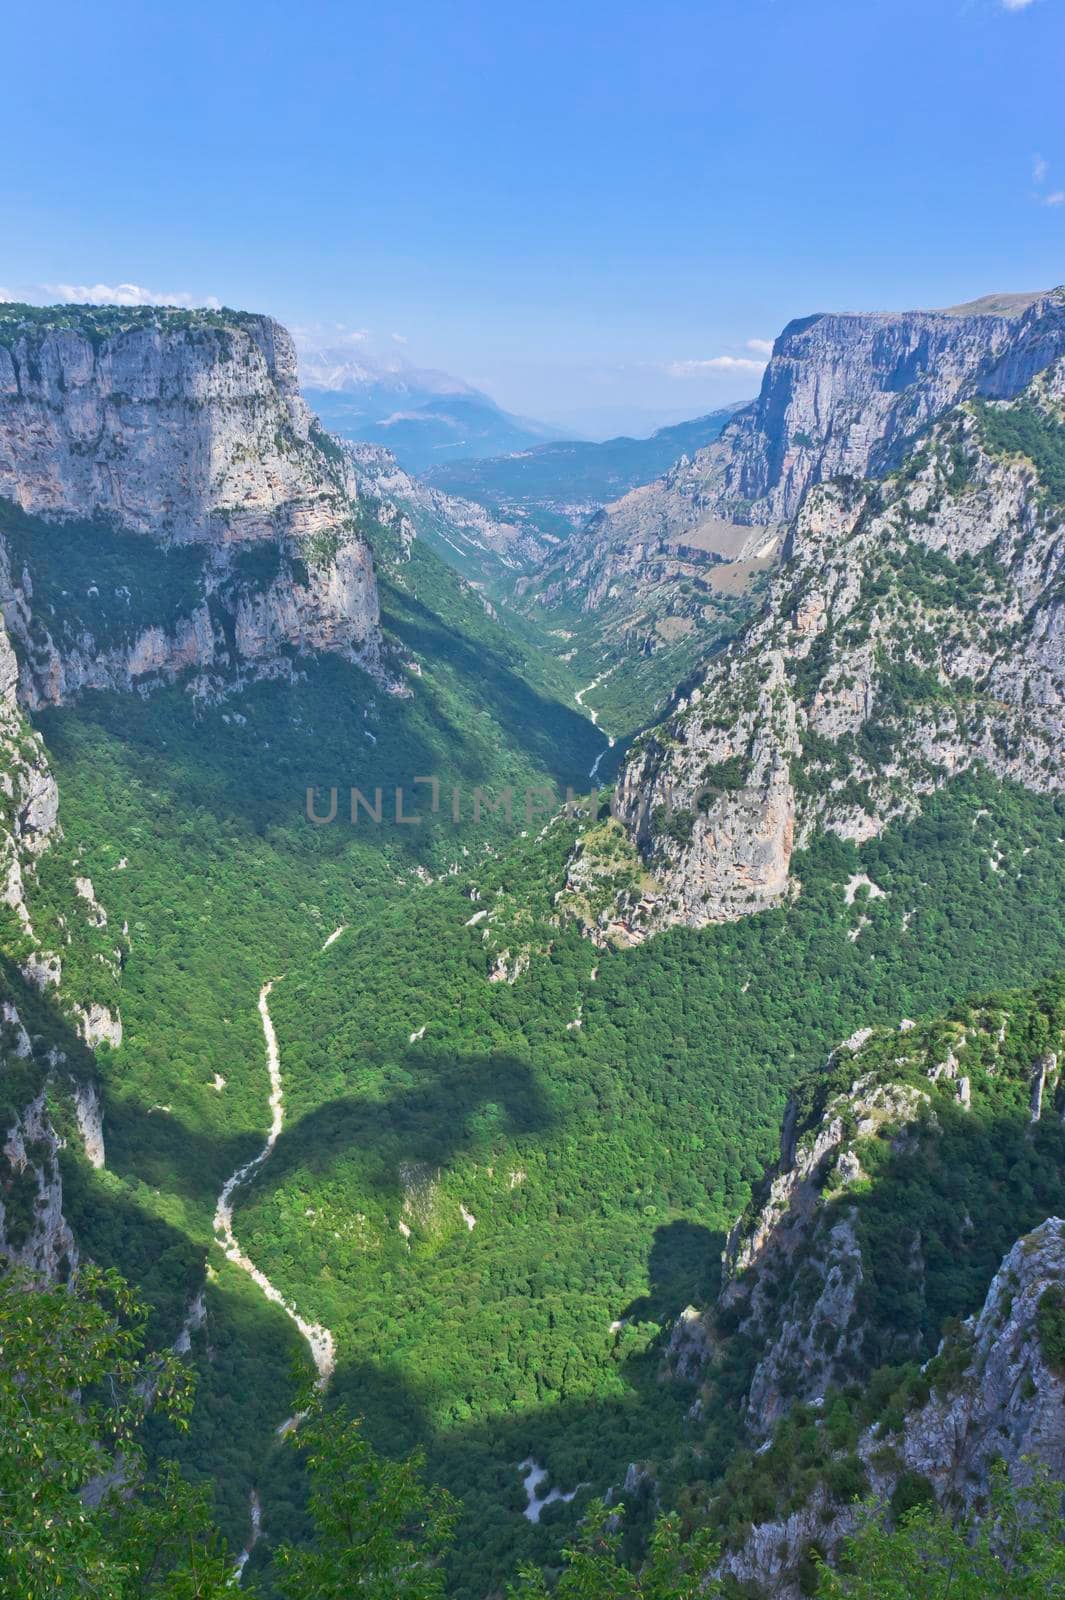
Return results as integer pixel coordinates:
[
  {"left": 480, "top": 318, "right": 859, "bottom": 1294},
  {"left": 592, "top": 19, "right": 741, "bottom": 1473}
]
[
  {"left": 816, "top": 1463, "right": 1065, "bottom": 1598},
  {"left": 0, "top": 1266, "right": 238, "bottom": 1599},
  {"left": 274, "top": 1397, "right": 457, "bottom": 1600},
  {"left": 508, "top": 1503, "right": 720, "bottom": 1600}
]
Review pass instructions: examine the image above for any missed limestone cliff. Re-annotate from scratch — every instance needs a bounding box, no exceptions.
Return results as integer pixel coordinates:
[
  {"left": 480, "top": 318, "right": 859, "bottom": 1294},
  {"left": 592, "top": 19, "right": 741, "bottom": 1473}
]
[
  {"left": 660, "top": 981, "right": 1065, "bottom": 1595},
  {"left": 677, "top": 286, "right": 1065, "bottom": 532},
  {"left": 0, "top": 623, "right": 115, "bottom": 1276},
  {"left": 605, "top": 353, "right": 1065, "bottom": 934},
  {"left": 0, "top": 794, "right": 107, "bottom": 1281},
  {"left": 0, "top": 303, "right": 381, "bottom": 704},
  {"left": 714, "top": 986, "right": 1065, "bottom": 1435},
  {"left": 0, "top": 304, "right": 360, "bottom": 546},
  {"left": 549, "top": 287, "right": 1065, "bottom": 620},
  {"left": 0, "top": 1082, "right": 78, "bottom": 1278},
  {"left": 345, "top": 440, "right": 552, "bottom": 578},
  {"left": 712, "top": 1218, "right": 1065, "bottom": 1598}
]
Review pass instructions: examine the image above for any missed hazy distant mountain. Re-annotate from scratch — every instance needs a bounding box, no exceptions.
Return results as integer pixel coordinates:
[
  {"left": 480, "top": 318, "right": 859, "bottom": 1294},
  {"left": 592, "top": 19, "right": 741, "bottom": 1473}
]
[
  {"left": 299, "top": 344, "right": 568, "bottom": 473},
  {"left": 421, "top": 405, "right": 745, "bottom": 516}
]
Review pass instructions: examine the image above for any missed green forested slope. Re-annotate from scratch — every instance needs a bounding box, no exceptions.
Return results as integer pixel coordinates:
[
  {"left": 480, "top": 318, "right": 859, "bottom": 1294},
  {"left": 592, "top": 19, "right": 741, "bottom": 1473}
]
[
  {"left": 15, "top": 526, "right": 597, "bottom": 1540},
  {"left": 9, "top": 500, "right": 1065, "bottom": 1596},
  {"left": 224, "top": 771, "right": 1065, "bottom": 1593}
]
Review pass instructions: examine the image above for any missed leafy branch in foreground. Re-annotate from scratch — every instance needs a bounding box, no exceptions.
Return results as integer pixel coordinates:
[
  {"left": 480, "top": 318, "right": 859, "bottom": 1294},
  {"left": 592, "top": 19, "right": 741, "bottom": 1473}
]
[
  {"left": 816, "top": 1461, "right": 1065, "bottom": 1598},
  {"left": 0, "top": 1265, "right": 237, "bottom": 1599},
  {"left": 274, "top": 1394, "right": 458, "bottom": 1600},
  {"left": 509, "top": 1502, "right": 721, "bottom": 1600},
  {"left": 6, "top": 1262, "right": 1065, "bottom": 1600}
]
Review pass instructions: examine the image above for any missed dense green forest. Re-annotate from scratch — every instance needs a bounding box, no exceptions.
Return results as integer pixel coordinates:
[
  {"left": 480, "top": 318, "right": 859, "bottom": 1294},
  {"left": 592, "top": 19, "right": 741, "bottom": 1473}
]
[
  {"left": 5, "top": 1263, "right": 1064, "bottom": 1598},
  {"left": 5, "top": 493, "right": 1065, "bottom": 1595},
  {"left": 37, "top": 618, "right": 1065, "bottom": 1590}
]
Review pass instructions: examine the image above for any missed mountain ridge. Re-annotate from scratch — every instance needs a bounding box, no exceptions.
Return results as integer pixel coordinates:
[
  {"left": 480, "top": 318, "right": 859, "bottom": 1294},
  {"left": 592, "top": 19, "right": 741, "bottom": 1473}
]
[
  {"left": 539, "top": 288, "right": 1065, "bottom": 638},
  {"left": 597, "top": 357, "right": 1065, "bottom": 937},
  {"left": 420, "top": 405, "right": 746, "bottom": 518},
  {"left": 301, "top": 346, "right": 569, "bottom": 475}
]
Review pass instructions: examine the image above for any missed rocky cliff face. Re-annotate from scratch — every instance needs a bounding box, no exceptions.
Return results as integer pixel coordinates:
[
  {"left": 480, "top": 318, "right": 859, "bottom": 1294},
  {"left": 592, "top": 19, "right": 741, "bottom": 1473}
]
[
  {"left": 342, "top": 440, "right": 548, "bottom": 579},
  {"left": 0, "top": 1084, "right": 79, "bottom": 1278},
  {"left": 714, "top": 988, "right": 1065, "bottom": 1435},
  {"left": 693, "top": 287, "right": 1065, "bottom": 530},
  {"left": 603, "top": 352, "right": 1065, "bottom": 934},
  {"left": 0, "top": 670, "right": 107, "bottom": 1279},
  {"left": 0, "top": 614, "right": 118, "bottom": 1027},
  {"left": 0, "top": 304, "right": 381, "bottom": 705},
  {"left": 712, "top": 1218, "right": 1065, "bottom": 1598},
  {"left": 514, "top": 291, "right": 1065, "bottom": 747},
  {"left": 660, "top": 980, "right": 1065, "bottom": 1596},
  {"left": 562, "top": 288, "right": 1065, "bottom": 605},
  {"left": 0, "top": 304, "right": 358, "bottom": 546}
]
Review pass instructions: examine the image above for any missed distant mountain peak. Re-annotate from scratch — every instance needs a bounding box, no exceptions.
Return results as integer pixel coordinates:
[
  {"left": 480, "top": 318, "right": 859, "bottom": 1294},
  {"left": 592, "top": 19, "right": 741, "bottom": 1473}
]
[
  {"left": 301, "top": 350, "right": 569, "bottom": 474},
  {"left": 296, "top": 342, "right": 482, "bottom": 401}
]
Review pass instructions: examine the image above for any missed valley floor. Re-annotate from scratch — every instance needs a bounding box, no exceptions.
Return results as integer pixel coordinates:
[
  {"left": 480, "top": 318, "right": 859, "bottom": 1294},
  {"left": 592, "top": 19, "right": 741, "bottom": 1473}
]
[{"left": 46, "top": 660, "right": 1065, "bottom": 1592}]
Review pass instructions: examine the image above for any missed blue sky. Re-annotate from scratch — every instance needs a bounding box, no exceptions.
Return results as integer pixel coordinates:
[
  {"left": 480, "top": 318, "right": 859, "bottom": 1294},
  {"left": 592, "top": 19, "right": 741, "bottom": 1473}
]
[{"left": 3, "top": 0, "right": 1063, "bottom": 435}]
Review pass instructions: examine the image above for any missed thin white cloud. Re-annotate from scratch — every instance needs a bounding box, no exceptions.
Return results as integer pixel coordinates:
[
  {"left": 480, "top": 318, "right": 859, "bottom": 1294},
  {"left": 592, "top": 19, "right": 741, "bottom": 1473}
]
[
  {"left": 746, "top": 338, "right": 775, "bottom": 357},
  {"left": 42, "top": 282, "right": 222, "bottom": 310},
  {"left": 291, "top": 323, "right": 368, "bottom": 350},
  {"left": 665, "top": 355, "right": 767, "bottom": 378},
  {"left": 1029, "top": 152, "right": 1060, "bottom": 206},
  {"left": 391, "top": 332, "right": 408, "bottom": 344},
  {"left": 1002, "top": 0, "right": 1037, "bottom": 10}
]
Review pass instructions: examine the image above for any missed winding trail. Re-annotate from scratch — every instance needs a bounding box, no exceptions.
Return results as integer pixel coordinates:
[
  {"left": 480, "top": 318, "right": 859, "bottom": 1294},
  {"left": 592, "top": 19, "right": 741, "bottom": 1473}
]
[
  {"left": 232, "top": 1491, "right": 261, "bottom": 1582},
  {"left": 213, "top": 981, "right": 336, "bottom": 1386},
  {"left": 518, "top": 1458, "right": 585, "bottom": 1523},
  {"left": 215, "top": 981, "right": 337, "bottom": 1579},
  {"left": 574, "top": 672, "right": 616, "bottom": 782}
]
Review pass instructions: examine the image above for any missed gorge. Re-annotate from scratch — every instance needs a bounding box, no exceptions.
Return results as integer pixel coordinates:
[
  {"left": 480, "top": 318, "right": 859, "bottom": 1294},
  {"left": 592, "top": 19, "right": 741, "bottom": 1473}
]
[{"left": 3, "top": 288, "right": 1065, "bottom": 1599}]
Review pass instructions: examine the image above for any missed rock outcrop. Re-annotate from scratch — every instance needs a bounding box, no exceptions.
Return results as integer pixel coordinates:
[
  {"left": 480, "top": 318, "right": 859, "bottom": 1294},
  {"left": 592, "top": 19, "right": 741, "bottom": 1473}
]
[
  {"left": 706, "top": 986, "right": 1065, "bottom": 1433},
  {"left": 0, "top": 304, "right": 362, "bottom": 548},
  {"left": 605, "top": 352, "right": 1065, "bottom": 933},
  {"left": 0, "top": 303, "right": 381, "bottom": 705},
  {"left": 558, "top": 288, "right": 1065, "bottom": 608},
  {"left": 687, "top": 288, "right": 1065, "bottom": 528},
  {"left": 646, "top": 982, "right": 1065, "bottom": 1595},
  {"left": 346, "top": 441, "right": 551, "bottom": 576},
  {"left": 0, "top": 699, "right": 110, "bottom": 1281},
  {"left": 0, "top": 1083, "right": 78, "bottom": 1278},
  {"left": 71, "top": 1079, "right": 105, "bottom": 1169},
  {"left": 713, "top": 1218, "right": 1065, "bottom": 1598}
]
